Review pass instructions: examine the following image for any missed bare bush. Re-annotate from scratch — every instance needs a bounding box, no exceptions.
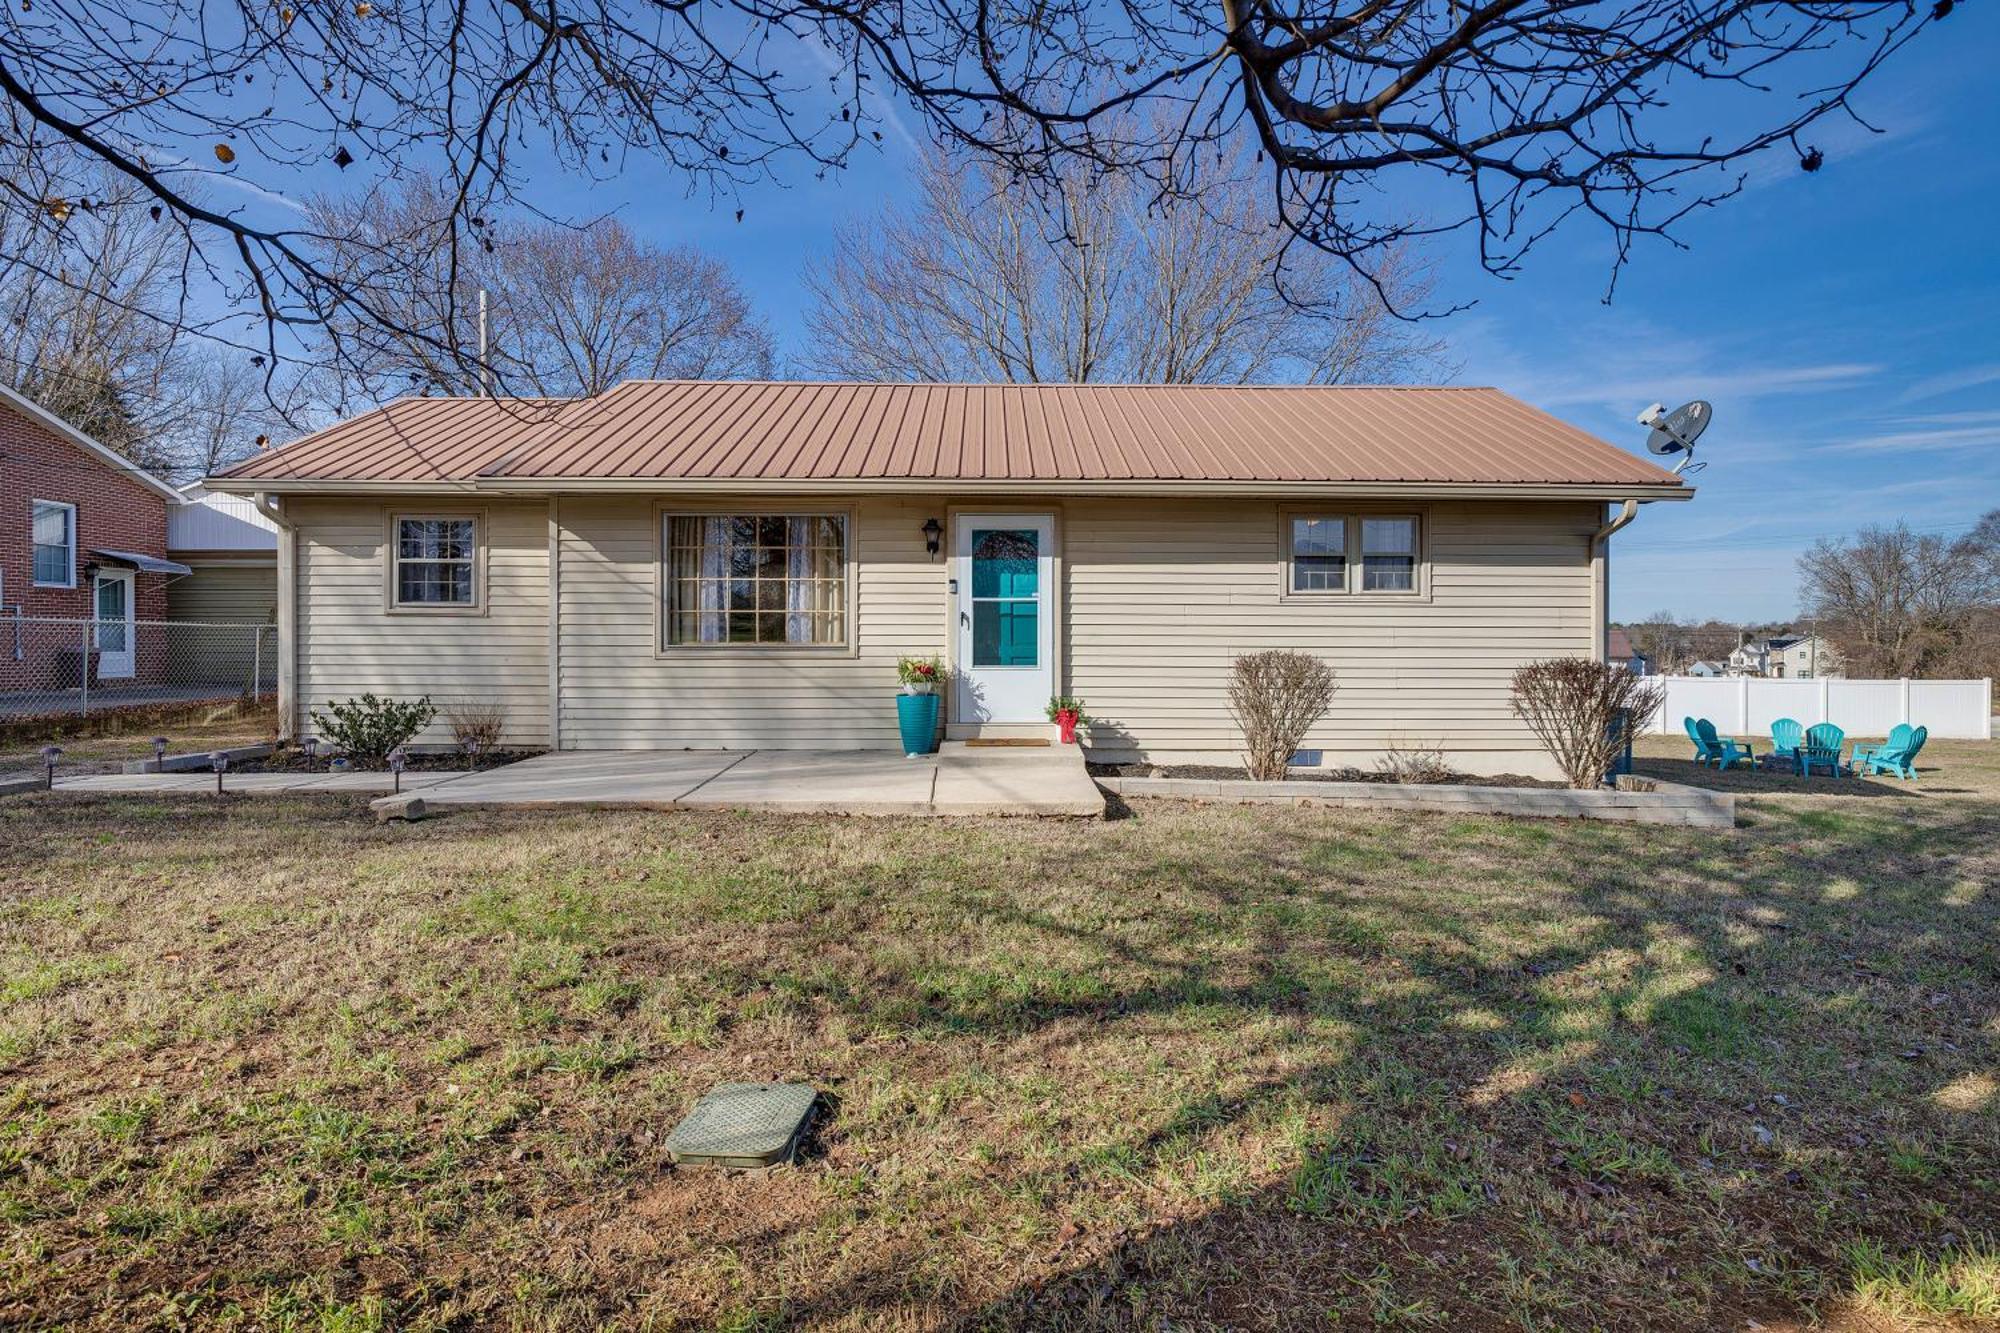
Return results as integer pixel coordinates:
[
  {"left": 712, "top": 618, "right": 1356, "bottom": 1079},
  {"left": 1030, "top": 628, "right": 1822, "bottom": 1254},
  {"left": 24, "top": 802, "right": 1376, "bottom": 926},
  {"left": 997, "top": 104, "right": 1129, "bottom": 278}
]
[
  {"left": 1375, "top": 743, "right": 1455, "bottom": 785},
  {"left": 444, "top": 699, "right": 506, "bottom": 761},
  {"left": 1510, "top": 660, "right": 1666, "bottom": 790},
  {"left": 1229, "top": 651, "right": 1337, "bottom": 782}
]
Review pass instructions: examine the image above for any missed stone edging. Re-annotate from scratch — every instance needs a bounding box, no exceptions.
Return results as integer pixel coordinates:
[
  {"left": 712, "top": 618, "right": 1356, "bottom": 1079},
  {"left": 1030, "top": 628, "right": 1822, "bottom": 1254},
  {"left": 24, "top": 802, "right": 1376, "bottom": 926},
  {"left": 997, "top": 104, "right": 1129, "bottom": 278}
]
[
  {"left": 1096, "top": 774, "right": 1734, "bottom": 827},
  {"left": 122, "top": 743, "right": 277, "bottom": 774}
]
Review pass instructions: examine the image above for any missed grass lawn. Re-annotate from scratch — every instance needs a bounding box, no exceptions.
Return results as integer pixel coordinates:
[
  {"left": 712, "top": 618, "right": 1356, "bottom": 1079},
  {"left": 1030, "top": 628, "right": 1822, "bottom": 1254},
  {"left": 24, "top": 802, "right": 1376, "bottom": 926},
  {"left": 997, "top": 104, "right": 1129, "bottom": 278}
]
[
  {"left": 0, "top": 701, "right": 277, "bottom": 777},
  {"left": 1, "top": 788, "right": 1996, "bottom": 1330}
]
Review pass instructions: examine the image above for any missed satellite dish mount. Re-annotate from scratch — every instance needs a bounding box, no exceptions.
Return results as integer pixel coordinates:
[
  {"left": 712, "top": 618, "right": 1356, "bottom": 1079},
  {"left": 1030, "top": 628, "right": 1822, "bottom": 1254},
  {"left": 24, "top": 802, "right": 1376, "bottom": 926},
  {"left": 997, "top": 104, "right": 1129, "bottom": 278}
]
[{"left": 1637, "top": 399, "right": 1712, "bottom": 475}]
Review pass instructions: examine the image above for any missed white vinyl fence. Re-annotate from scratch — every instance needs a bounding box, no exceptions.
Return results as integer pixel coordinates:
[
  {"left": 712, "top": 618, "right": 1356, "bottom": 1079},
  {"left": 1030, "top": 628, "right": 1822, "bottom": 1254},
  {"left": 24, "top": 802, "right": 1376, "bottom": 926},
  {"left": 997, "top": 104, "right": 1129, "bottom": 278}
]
[{"left": 1644, "top": 675, "right": 1994, "bottom": 740}]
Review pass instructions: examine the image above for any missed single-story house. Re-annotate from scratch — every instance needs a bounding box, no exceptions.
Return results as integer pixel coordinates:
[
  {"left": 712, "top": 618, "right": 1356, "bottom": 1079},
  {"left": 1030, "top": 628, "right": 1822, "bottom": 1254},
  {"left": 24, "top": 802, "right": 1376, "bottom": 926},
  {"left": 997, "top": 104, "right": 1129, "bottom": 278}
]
[
  {"left": 0, "top": 382, "right": 188, "bottom": 692},
  {"left": 1607, "top": 627, "right": 1652, "bottom": 676},
  {"left": 207, "top": 381, "right": 1694, "bottom": 778},
  {"left": 165, "top": 484, "right": 280, "bottom": 689}
]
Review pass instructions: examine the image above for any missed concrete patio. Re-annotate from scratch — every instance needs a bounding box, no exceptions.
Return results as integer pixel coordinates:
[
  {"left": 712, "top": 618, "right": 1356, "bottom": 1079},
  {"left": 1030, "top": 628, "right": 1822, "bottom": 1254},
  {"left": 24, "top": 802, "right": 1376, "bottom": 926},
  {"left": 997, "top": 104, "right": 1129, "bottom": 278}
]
[{"left": 43, "top": 743, "right": 1105, "bottom": 818}]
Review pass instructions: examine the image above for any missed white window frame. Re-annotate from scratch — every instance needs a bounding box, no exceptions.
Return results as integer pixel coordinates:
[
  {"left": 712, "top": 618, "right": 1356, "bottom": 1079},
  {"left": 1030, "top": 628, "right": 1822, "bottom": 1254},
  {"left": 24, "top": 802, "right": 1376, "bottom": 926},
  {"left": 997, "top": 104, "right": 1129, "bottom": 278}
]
[
  {"left": 1278, "top": 507, "right": 1427, "bottom": 601},
  {"left": 1358, "top": 514, "right": 1422, "bottom": 594},
  {"left": 656, "top": 505, "right": 856, "bottom": 656},
  {"left": 387, "top": 512, "right": 484, "bottom": 614},
  {"left": 31, "top": 499, "right": 77, "bottom": 589}
]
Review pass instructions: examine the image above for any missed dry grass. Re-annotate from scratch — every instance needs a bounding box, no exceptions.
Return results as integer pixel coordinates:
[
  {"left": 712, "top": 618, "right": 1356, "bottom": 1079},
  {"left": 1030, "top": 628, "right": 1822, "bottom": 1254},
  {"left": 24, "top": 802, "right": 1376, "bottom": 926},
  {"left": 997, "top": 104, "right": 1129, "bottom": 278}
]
[
  {"left": 1, "top": 784, "right": 1996, "bottom": 1330},
  {"left": 0, "top": 700, "right": 277, "bottom": 776}
]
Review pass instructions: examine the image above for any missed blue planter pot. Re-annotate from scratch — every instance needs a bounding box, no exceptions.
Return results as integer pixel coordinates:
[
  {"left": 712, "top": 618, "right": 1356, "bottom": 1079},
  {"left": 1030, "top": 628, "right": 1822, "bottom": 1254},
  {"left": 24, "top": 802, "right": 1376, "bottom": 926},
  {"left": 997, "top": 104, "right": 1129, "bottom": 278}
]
[{"left": 896, "top": 692, "right": 939, "bottom": 756}]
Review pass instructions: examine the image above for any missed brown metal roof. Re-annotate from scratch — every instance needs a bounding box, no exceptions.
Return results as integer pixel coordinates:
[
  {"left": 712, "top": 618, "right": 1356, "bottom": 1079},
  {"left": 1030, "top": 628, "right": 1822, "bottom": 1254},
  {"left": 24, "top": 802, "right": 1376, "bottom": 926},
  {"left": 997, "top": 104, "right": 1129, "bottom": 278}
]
[{"left": 215, "top": 381, "right": 1687, "bottom": 489}]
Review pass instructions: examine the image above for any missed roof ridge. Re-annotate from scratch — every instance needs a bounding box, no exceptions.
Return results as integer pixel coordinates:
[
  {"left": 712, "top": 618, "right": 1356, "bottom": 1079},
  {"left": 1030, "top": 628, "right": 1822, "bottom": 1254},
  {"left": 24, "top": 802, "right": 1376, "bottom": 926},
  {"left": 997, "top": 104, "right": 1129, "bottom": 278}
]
[{"left": 607, "top": 378, "right": 1494, "bottom": 392}]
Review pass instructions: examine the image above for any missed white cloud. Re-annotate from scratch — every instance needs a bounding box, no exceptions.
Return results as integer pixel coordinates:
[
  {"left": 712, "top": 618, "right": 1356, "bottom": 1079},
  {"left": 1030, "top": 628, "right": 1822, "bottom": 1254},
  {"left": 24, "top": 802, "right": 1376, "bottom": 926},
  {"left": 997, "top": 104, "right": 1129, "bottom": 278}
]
[
  {"left": 1823, "top": 420, "right": 2000, "bottom": 454},
  {"left": 1897, "top": 362, "right": 2000, "bottom": 404}
]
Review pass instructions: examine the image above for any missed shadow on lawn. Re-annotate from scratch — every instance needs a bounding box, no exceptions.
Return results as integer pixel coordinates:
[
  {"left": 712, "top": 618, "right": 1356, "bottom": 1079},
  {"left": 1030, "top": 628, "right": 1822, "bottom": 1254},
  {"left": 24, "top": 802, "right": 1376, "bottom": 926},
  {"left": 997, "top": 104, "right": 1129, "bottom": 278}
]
[
  {"left": 6, "top": 792, "right": 1994, "bottom": 1330},
  {"left": 743, "top": 800, "right": 2000, "bottom": 1329},
  {"left": 1634, "top": 754, "right": 1930, "bottom": 797}
]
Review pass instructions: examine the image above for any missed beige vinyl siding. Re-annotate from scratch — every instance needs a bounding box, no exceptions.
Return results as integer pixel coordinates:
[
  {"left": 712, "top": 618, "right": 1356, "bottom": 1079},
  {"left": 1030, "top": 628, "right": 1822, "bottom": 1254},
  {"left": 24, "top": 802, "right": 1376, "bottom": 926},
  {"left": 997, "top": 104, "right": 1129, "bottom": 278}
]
[
  {"left": 282, "top": 491, "right": 1595, "bottom": 771},
  {"left": 292, "top": 498, "right": 550, "bottom": 747},
  {"left": 555, "top": 495, "right": 946, "bottom": 749},
  {"left": 165, "top": 560, "right": 279, "bottom": 690},
  {"left": 1064, "top": 498, "right": 1598, "bottom": 776},
  {"left": 167, "top": 560, "right": 277, "bottom": 624}
]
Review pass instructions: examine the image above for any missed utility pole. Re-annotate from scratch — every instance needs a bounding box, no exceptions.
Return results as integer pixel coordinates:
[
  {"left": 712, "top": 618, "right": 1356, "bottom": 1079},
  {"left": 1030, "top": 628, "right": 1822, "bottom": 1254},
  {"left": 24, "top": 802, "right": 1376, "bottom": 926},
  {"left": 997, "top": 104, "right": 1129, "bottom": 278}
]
[{"left": 477, "top": 288, "right": 492, "bottom": 397}]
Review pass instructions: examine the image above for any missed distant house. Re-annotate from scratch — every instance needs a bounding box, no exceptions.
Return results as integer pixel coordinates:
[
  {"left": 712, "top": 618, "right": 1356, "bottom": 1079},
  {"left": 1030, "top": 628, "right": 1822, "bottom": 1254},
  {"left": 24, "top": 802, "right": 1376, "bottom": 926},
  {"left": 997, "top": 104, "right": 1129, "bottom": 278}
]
[
  {"left": 1768, "top": 634, "right": 1839, "bottom": 679},
  {"left": 1726, "top": 633, "right": 1841, "bottom": 679},
  {"left": 0, "top": 383, "right": 188, "bottom": 692},
  {"left": 1726, "top": 640, "right": 1769, "bottom": 676},
  {"left": 168, "top": 484, "right": 277, "bottom": 617},
  {"left": 166, "top": 485, "right": 279, "bottom": 689},
  {"left": 1688, "top": 660, "right": 1726, "bottom": 677},
  {"left": 1607, "top": 627, "right": 1652, "bottom": 675}
]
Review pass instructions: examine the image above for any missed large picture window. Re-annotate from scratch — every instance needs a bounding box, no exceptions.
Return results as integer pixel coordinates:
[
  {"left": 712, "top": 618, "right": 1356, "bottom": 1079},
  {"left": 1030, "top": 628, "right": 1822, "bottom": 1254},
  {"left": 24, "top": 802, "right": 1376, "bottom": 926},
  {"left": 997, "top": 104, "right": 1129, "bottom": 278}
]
[
  {"left": 393, "top": 516, "right": 478, "bottom": 606},
  {"left": 32, "top": 499, "right": 76, "bottom": 587},
  {"left": 666, "top": 514, "right": 847, "bottom": 647}
]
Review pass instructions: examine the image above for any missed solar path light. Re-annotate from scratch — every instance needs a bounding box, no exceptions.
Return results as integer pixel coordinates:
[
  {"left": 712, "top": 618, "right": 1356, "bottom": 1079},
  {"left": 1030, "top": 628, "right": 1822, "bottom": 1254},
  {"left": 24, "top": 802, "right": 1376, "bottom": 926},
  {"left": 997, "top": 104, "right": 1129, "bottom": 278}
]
[
  {"left": 39, "top": 744, "right": 62, "bottom": 790},
  {"left": 150, "top": 736, "right": 170, "bottom": 771},
  {"left": 302, "top": 736, "right": 319, "bottom": 769},
  {"left": 388, "top": 746, "right": 407, "bottom": 794},
  {"left": 209, "top": 750, "right": 229, "bottom": 795}
]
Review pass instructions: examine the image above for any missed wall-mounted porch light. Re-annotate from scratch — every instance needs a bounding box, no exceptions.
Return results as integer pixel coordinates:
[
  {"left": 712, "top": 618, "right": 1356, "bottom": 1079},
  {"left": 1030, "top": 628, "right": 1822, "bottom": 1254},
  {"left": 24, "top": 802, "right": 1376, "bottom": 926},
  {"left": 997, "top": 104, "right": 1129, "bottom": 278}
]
[{"left": 922, "top": 517, "right": 943, "bottom": 559}]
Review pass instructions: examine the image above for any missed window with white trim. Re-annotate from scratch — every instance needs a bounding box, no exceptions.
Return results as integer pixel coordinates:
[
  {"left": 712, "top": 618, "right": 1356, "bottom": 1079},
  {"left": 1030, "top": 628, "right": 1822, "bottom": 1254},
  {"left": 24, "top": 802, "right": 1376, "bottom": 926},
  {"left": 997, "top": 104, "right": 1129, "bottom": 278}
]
[
  {"left": 1286, "top": 512, "right": 1421, "bottom": 595},
  {"left": 393, "top": 516, "right": 477, "bottom": 605},
  {"left": 665, "top": 513, "right": 847, "bottom": 646},
  {"left": 31, "top": 500, "right": 76, "bottom": 587},
  {"left": 1360, "top": 516, "right": 1418, "bottom": 591},
  {"left": 1288, "top": 517, "right": 1347, "bottom": 592}
]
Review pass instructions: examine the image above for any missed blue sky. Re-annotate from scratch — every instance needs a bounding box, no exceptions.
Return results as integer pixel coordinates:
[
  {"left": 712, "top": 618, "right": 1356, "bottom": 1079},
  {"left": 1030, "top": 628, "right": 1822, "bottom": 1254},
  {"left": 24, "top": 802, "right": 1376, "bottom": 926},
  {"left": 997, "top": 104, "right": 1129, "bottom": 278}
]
[
  {"left": 546, "top": 5, "right": 1998, "bottom": 624},
  {"left": 220, "top": 7, "right": 1998, "bottom": 625}
]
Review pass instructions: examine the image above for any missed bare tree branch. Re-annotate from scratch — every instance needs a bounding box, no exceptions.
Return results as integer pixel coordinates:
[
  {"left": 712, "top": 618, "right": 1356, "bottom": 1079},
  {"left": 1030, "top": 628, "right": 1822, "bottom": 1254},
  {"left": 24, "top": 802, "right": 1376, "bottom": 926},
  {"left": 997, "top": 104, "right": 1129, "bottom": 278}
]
[
  {"left": 0, "top": 0, "right": 1943, "bottom": 386},
  {"left": 799, "top": 139, "right": 1451, "bottom": 384}
]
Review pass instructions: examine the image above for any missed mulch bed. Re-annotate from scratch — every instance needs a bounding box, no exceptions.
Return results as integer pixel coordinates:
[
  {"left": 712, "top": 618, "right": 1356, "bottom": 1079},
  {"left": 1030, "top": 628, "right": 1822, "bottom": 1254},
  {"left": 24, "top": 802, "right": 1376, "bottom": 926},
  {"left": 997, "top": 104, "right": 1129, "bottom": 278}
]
[
  {"left": 237, "top": 747, "right": 544, "bottom": 773},
  {"left": 1087, "top": 762, "right": 1559, "bottom": 789}
]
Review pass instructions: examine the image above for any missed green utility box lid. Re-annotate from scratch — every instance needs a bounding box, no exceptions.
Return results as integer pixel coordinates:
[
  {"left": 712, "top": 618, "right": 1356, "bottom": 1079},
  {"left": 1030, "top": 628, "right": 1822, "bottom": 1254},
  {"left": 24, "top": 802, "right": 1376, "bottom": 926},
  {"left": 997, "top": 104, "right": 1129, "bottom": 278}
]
[{"left": 665, "top": 1082, "right": 817, "bottom": 1168}]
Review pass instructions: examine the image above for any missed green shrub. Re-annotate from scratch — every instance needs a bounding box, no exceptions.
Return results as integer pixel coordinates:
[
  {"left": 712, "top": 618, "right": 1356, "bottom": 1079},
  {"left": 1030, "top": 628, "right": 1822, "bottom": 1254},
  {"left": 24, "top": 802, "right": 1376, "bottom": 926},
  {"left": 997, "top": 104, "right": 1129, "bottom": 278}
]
[{"left": 308, "top": 693, "right": 435, "bottom": 765}]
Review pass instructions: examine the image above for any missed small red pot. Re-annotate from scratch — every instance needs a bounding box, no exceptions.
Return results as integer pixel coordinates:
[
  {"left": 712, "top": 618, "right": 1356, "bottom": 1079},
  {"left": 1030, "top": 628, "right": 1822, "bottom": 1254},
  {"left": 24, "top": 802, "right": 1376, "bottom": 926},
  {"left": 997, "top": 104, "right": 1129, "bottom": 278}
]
[{"left": 1056, "top": 709, "right": 1079, "bottom": 744}]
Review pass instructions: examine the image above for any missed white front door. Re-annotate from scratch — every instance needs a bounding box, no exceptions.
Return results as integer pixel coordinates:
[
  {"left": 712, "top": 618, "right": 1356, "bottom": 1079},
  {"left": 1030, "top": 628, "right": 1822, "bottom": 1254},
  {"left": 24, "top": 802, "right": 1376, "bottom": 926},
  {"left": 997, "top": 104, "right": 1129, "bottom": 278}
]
[
  {"left": 954, "top": 514, "right": 1055, "bottom": 725},
  {"left": 93, "top": 569, "right": 135, "bottom": 679}
]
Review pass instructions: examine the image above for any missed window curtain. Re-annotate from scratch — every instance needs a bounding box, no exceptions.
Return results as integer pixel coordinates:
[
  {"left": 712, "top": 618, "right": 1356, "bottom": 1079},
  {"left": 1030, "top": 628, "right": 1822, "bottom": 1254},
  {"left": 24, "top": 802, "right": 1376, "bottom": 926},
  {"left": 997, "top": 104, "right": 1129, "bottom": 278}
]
[
  {"left": 698, "top": 516, "right": 728, "bottom": 642},
  {"left": 785, "top": 516, "right": 813, "bottom": 643}
]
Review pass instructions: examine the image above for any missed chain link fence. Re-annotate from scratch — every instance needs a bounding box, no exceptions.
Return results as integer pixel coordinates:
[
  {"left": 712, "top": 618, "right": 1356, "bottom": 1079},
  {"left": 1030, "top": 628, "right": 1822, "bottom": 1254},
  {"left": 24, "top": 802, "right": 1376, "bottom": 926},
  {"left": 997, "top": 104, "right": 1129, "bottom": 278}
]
[{"left": 1, "top": 616, "right": 278, "bottom": 732}]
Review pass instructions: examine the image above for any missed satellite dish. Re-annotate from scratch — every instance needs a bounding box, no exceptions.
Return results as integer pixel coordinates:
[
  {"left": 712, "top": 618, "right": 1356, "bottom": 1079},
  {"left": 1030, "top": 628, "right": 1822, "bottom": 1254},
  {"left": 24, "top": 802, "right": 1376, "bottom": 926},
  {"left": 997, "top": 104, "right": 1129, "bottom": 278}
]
[{"left": 1645, "top": 399, "right": 1711, "bottom": 456}]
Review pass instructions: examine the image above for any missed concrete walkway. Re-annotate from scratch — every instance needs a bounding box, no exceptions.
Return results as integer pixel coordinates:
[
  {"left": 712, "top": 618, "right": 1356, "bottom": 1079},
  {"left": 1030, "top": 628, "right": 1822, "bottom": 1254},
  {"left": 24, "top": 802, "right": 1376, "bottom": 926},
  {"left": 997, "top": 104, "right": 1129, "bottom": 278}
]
[{"left": 46, "top": 744, "right": 1105, "bottom": 818}]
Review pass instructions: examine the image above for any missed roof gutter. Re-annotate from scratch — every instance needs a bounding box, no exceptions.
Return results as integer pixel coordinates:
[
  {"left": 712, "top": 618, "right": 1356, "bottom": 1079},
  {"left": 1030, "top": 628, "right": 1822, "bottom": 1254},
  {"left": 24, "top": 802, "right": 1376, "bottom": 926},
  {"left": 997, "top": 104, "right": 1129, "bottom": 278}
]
[
  {"left": 1594, "top": 498, "right": 1641, "bottom": 545},
  {"left": 209, "top": 477, "right": 1697, "bottom": 503},
  {"left": 255, "top": 492, "right": 301, "bottom": 742}
]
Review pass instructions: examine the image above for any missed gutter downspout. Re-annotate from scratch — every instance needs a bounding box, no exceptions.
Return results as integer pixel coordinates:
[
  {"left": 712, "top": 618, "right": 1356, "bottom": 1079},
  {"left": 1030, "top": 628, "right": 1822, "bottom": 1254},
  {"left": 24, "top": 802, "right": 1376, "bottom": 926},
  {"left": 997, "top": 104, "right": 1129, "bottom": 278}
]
[
  {"left": 255, "top": 491, "right": 300, "bottom": 741},
  {"left": 1591, "top": 499, "right": 1641, "bottom": 663}
]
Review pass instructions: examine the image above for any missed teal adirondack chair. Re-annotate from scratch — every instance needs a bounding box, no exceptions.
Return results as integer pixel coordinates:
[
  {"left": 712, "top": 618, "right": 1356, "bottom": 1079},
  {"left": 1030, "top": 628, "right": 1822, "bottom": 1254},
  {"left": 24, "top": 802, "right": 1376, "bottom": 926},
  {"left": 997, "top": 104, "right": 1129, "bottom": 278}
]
[
  {"left": 1857, "top": 725, "right": 1927, "bottom": 780},
  {"left": 1768, "top": 718, "right": 1806, "bottom": 773},
  {"left": 1799, "top": 722, "right": 1847, "bottom": 778},
  {"left": 1851, "top": 724, "right": 1914, "bottom": 771},
  {"left": 1680, "top": 716, "right": 1728, "bottom": 756},
  {"left": 1695, "top": 718, "right": 1757, "bottom": 770}
]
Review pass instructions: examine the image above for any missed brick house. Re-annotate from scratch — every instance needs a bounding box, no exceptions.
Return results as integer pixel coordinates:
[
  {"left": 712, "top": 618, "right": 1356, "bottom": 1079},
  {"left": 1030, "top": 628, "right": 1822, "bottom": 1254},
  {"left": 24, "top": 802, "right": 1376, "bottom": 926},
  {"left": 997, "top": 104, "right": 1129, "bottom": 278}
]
[{"left": 0, "top": 383, "right": 187, "bottom": 692}]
